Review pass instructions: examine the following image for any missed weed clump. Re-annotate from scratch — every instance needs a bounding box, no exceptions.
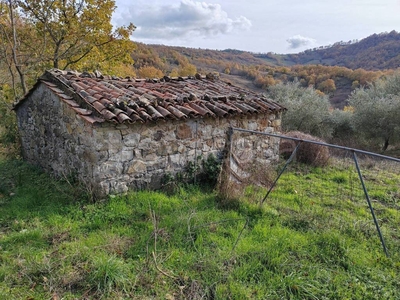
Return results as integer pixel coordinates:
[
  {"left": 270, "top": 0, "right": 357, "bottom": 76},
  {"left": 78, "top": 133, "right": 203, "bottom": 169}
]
[
  {"left": 216, "top": 157, "right": 242, "bottom": 208},
  {"left": 280, "top": 131, "right": 330, "bottom": 167},
  {"left": 161, "top": 154, "right": 222, "bottom": 195},
  {"left": 216, "top": 156, "right": 277, "bottom": 208}
]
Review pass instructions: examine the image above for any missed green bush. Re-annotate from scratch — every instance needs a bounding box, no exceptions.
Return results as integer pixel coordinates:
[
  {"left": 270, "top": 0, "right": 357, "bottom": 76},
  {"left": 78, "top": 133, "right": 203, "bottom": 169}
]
[
  {"left": 268, "top": 81, "right": 333, "bottom": 138},
  {"left": 199, "top": 153, "right": 222, "bottom": 186},
  {"left": 162, "top": 154, "right": 222, "bottom": 191},
  {"left": 0, "top": 86, "right": 20, "bottom": 157},
  {"left": 349, "top": 72, "right": 400, "bottom": 151}
]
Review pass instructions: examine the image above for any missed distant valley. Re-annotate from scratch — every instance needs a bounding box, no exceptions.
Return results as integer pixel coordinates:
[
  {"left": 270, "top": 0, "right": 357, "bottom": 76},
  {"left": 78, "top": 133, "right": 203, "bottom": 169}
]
[{"left": 132, "top": 31, "right": 400, "bottom": 109}]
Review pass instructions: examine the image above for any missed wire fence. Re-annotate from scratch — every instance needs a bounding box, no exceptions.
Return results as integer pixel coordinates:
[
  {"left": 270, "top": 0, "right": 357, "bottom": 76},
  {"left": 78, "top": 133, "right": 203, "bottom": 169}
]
[{"left": 218, "top": 127, "right": 400, "bottom": 256}]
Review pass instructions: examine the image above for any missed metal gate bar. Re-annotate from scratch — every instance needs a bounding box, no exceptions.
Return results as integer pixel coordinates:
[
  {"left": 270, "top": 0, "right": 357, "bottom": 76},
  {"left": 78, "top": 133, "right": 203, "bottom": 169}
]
[
  {"left": 231, "top": 127, "right": 400, "bottom": 163},
  {"left": 230, "top": 127, "right": 400, "bottom": 257}
]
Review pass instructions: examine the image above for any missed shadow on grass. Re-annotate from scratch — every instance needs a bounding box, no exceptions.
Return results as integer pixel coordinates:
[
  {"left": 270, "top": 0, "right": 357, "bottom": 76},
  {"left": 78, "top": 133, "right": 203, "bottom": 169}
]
[{"left": 0, "top": 159, "right": 89, "bottom": 224}]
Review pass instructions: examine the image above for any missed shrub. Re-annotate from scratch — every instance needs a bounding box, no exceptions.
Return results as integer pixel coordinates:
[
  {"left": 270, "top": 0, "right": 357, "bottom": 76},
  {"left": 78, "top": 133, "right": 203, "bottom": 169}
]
[
  {"left": 198, "top": 153, "right": 222, "bottom": 186},
  {"left": 0, "top": 87, "right": 20, "bottom": 158},
  {"left": 216, "top": 154, "right": 277, "bottom": 208},
  {"left": 349, "top": 72, "right": 400, "bottom": 151},
  {"left": 216, "top": 158, "right": 242, "bottom": 209},
  {"left": 137, "top": 66, "right": 163, "bottom": 78},
  {"left": 268, "top": 81, "right": 332, "bottom": 138},
  {"left": 161, "top": 154, "right": 222, "bottom": 193},
  {"left": 280, "top": 131, "right": 330, "bottom": 167}
]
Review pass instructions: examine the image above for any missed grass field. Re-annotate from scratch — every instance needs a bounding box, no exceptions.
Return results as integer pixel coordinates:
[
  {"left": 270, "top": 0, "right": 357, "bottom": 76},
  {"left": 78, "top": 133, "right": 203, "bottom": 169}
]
[{"left": 0, "top": 158, "right": 399, "bottom": 299}]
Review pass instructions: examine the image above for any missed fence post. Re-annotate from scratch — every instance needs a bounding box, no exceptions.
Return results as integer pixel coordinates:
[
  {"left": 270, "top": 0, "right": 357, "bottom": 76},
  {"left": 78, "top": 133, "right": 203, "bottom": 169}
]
[
  {"left": 194, "top": 120, "right": 198, "bottom": 184},
  {"left": 227, "top": 126, "right": 233, "bottom": 155},
  {"left": 352, "top": 151, "right": 389, "bottom": 257}
]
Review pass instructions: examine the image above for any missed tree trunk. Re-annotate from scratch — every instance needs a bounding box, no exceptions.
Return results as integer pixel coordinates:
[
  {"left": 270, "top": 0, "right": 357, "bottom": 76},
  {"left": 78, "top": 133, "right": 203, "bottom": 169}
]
[
  {"left": 53, "top": 41, "right": 61, "bottom": 69},
  {"left": 9, "top": 0, "right": 27, "bottom": 94},
  {"left": 382, "top": 138, "right": 389, "bottom": 151}
]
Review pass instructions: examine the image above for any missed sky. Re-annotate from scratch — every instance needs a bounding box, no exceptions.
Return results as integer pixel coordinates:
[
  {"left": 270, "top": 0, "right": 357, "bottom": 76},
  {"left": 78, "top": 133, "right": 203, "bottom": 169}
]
[{"left": 112, "top": 0, "right": 400, "bottom": 54}]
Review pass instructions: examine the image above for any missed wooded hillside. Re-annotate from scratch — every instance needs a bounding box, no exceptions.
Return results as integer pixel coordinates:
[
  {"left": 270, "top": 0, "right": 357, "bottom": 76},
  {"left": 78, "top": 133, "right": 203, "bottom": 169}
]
[
  {"left": 1, "top": 1, "right": 399, "bottom": 114},
  {"left": 284, "top": 31, "right": 400, "bottom": 70},
  {"left": 132, "top": 39, "right": 397, "bottom": 108}
]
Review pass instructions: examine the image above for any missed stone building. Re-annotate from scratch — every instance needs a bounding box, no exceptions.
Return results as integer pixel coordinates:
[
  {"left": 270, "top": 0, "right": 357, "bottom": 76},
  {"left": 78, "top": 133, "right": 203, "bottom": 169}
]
[{"left": 13, "top": 69, "right": 285, "bottom": 196}]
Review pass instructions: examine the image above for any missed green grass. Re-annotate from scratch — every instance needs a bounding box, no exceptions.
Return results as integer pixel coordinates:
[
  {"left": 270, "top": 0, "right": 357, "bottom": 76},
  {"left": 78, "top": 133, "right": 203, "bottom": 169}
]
[{"left": 0, "top": 158, "right": 399, "bottom": 299}]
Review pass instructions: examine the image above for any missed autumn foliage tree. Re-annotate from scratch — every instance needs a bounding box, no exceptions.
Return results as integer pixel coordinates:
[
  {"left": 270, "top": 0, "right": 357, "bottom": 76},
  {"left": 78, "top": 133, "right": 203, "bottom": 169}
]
[
  {"left": 0, "top": 0, "right": 37, "bottom": 148},
  {"left": 317, "top": 78, "right": 336, "bottom": 94},
  {"left": 17, "top": 0, "right": 135, "bottom": 70},
  {"left": 0, "top": 0, "right": 136, "bottom": 98},
  {"left": 169, "top": 63, "right": 197, "bottom": 77},
  {"left": 137, "top": 66, "right": 163, "bottom": 78},
  {"left": 0, "top": 0, "right": 136, "bottom": 146},
  {"left": 0, "top": 0, "right": 38, "bottom": 95}
]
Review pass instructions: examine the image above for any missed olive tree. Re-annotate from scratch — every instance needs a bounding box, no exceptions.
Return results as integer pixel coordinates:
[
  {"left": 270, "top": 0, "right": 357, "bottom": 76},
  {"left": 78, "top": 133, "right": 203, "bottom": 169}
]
[
  {"left": 349, "top": 72, "right": 400, "bottom": 150},
  {"left": 268, "top": 81, "right": 332, "bottom": 138},
  {"left": 329, "top": 108, "right": 355, "bottom": 140}
]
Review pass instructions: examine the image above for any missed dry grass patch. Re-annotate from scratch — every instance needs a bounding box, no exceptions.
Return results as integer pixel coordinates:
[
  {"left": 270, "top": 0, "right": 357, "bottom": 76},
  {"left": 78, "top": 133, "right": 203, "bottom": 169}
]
[{"left": 280, "top": 131, "right": 330, "bottom": 167}]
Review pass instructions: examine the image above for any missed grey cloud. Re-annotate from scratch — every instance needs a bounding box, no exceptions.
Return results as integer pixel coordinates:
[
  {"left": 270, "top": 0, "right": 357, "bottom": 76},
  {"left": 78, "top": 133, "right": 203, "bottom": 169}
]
[
  {"left": 118, "top": 0, "right": 252, "bottom": 41},
  {"left": 286, "top": 35, "right": 316, "bottom": 49}
]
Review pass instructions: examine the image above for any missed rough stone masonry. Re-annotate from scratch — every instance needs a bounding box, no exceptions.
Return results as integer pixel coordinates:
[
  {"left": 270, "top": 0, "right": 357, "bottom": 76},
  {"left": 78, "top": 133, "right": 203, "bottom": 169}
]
[{"left": 14, "top": 70, "right": 284, "bottom": 196}]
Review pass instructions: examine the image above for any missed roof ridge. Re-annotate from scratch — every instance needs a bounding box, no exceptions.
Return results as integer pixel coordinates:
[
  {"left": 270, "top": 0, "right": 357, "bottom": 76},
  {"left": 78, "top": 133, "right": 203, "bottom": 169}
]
[{"left": 46, "top": 68, "right": 209, "bottom": 83}]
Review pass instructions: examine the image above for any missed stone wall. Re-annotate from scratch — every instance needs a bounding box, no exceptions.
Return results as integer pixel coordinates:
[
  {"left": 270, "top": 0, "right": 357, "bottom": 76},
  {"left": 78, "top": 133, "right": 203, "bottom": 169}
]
[
  {"left": 16, "top": 83, "right": 95, "bottom": 183},
  {"left": 16, "top": 84, "right": 282, "bottom": 196},
  {"left": 92, "top": 114, "right": 281, "bottom": 194}
]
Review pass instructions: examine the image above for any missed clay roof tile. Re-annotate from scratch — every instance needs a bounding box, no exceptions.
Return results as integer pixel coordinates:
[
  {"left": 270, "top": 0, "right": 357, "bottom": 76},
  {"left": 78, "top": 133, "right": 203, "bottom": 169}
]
[
  {"left": 14, "top": 69, "right": 285, "bottom": 125},
  {"left": 155, "top": 105, "right": 175, "bottom": 119},
  {"left": 116, "top": 113, "right": 132, "bottom": 123},
  {"left": 101, "top": 109, "right": 118, "bottom": 121},
  {"left": 167, "top": 105, "right": 188, "bottom": 119},
  {"left": 71, "top": 107, "right": 92, "bottom": 116},
  {"left": 146, "top": 105, "right": 164, "bottom": 120},
  {"left": 204, "top": 102, "right": 228, "bottom": 117}
]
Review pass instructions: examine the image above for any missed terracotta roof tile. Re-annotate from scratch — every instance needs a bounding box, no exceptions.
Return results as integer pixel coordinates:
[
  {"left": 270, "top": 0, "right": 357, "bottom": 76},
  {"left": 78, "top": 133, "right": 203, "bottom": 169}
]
[
  {"left": 41, "top": 81, "right": 57, "bottom": 87},
  {"left": 176, "top": 104, "right": 199, "bottom": 117},
  {"left": 117, "top": 113, "right": 133, "bottom": 123},
  {"left": 146, "top": 106, "right": 164, "bottom": 120},
  {"left": 188, "top": 102, "right": 213, "bottom": 117},
  {"left": 71, "top": 107, "right": 92, "bottom": 116},
  {"left": 47, "top": 86, "right": 65, "bottom": 94},
  {"left": 57, "top": 93, "right": 74, "bottom": 101},
  {"left": 79, "top": 115, "right": 105, "bottom": 124},
  {"left": 155, "top": 105, "right": 175, "bottom": 119},
  {"left": 14, "top": 69, "right": 286, "bottom": 124},
  {"left": 130, "top": 114, "right": 144, "bottom": 123},
  {"left": 204, "top": 102, "right": 228, "bottom": 117},
  {"left": 62, "top": 99, "right": 80, "bottom": 107},
  {"left": 101, "top": 109, "right": 118, "bottom": 121},
  {"left": 138, "top": 109, "right": 152, "bottom": 121}
]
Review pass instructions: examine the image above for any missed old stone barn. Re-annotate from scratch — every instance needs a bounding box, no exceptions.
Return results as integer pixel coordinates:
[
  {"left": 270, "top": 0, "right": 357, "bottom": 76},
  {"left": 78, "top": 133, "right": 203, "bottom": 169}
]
[{"left": 13, "top": 69, "right": 285, "bottom": 196}]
